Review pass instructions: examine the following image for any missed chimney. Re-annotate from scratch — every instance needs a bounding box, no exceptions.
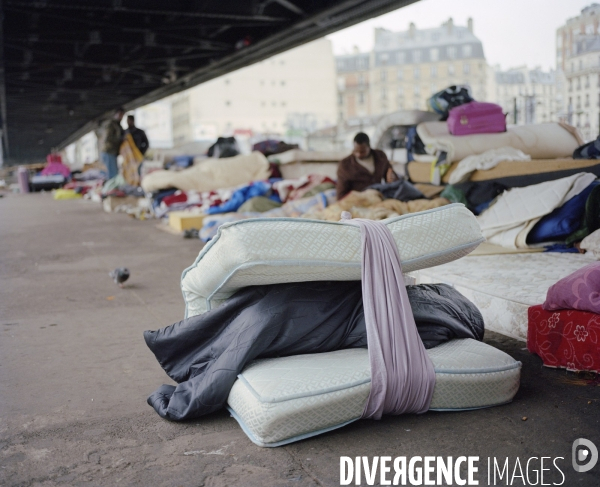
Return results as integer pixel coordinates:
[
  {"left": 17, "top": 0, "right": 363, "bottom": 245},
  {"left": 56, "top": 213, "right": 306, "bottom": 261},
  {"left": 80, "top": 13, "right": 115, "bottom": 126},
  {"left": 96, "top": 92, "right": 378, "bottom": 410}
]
[
  {"left": 353, "top": 45, "right": 360, "bottom": 54},
  {"left": 447, "top": 18, "right": 454, "bottom": 35},
  {"left": 409, "top": 22, "right": 416, "bottom": 39},
  {"left": 467, "top": 17, "right": 473, "bottom": 33}
]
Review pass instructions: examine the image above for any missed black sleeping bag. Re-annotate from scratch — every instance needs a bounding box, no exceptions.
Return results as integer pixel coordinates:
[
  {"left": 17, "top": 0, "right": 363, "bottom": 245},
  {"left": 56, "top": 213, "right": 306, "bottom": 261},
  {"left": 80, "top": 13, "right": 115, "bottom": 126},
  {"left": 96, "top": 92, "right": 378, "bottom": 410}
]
[{"left": 145, "top": 281, "right": 483, "bottom": 421}]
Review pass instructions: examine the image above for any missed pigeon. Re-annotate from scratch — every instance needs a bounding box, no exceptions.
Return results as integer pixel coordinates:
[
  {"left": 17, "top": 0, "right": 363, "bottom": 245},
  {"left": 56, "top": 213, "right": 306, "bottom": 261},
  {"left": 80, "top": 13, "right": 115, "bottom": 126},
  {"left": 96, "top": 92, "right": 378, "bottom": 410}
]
[{"left": 109, "top": 267, "right": 130, "bottom": 288}]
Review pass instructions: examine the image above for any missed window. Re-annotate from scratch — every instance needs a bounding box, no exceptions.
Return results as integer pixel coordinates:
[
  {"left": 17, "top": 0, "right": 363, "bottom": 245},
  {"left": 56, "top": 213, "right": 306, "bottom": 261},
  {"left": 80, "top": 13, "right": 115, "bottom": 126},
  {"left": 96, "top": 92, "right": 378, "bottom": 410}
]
[
  {"left": 430, "top": 65, "right": 437, "bottom": 77},
  {"left": 577, "top": 77, "right": 581, "bottom": 90},
  {"left": 414, "top": 85, "right": 420, "bottom": 96},
  {"left": 397, "top": 68, "right": 403, "bottom": 80},
  {"left": 413, "top": 50, "right": 421, "bottom": 63},
  {"left": 397, "top": 86, "right": 403, "bottom": 96},
  {"left": 580, "top": 60, "right": 584, "bottom": 70},
  {"left": 381, "top": 69, "right": 387, "bottom": 82},
  {"left": 337, "top": 94, "right": 343, "bottom": 105},
  {"left": 380, "top": 53, "right": 389, "bottom": 65},
  {"left": 381, "top": 87, "right": 387, "bottom": 100},
  {"left": 586, "top": 75, "right": 590, "bottom": 88},
  {"left": 358, "top": 92, "right": 365, "bottom": 104},
  {"left": 448, "top": 64, "right": 455, "bottom": 76},
  {"left": 586, "top": 24, "right": 594, "bottom": 34},
  {"left": 413, "top": 66, "right": 420, "bottom": 79},
  {"left": 430, "top": 83, "right": 437, "bottom": 94},
  {"left": 396, "top": 52, "right": 406, "bottom": 64},
  {"left": 463, "top": 63, "right": 470, "bottom": 75},
  {"left": 358, "top": 74, "right": 365, "bottom": 86},
  {"left": 430, "top": 48, "right": 439, "bottom": 62},
  {"left": 462, "top": 45, "right": 472, "bottom": 57},
  {"left": 586, "top": 94, "right": 590, "bottom": 107},
  {"left": 447, "top": 46, "right": 457, "bottom": 59}
]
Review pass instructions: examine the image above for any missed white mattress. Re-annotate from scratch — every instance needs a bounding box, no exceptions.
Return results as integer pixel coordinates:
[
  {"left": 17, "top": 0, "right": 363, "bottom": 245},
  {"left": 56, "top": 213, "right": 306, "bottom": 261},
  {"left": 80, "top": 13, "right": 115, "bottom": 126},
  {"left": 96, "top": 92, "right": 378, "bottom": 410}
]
[
  {"left": 181, "top": 204, "right": 484, "bottom": 317},
  {"left": 413, "top": 253, "right": 594, "bottom": 340},
  {"left": 227, "top": 339, "right": 521, "bottom": 447}
]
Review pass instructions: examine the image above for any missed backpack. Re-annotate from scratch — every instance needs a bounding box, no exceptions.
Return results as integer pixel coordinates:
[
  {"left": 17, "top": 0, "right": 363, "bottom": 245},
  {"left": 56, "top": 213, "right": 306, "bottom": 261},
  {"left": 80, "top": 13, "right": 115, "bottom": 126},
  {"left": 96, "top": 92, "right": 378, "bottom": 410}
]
[{"left": 428, "top": 85, "right": 474, "bottom": 121}]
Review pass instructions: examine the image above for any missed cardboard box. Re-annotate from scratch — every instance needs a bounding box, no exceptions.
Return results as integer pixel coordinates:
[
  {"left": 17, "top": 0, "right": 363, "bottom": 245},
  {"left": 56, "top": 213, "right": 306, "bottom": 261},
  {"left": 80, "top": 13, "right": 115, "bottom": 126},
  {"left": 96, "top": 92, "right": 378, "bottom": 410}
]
[{"left": 168, "top": 211, "right": 205, "bottom": 232}]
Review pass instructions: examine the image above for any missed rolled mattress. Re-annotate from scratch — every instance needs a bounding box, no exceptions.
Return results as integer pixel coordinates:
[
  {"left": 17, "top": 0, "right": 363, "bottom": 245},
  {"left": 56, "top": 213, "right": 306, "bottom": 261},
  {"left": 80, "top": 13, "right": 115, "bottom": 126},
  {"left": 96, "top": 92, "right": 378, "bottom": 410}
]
[
  {"left": 181, "top": 203, "right": 484, "bottom": 317},
  {"left": 227, "top": 339, "right": 522, "bottom": 447}
]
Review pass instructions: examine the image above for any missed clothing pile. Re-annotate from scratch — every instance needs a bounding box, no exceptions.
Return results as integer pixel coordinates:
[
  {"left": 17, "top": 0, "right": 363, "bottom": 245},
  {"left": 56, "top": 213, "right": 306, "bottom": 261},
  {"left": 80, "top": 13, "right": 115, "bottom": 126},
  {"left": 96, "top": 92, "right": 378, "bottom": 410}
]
[
  {"left": 30, "top": 154, "right": 72, "bottom": 192},
  {"left": 474, "top": 172, "right": 599, "bottom": 251}
]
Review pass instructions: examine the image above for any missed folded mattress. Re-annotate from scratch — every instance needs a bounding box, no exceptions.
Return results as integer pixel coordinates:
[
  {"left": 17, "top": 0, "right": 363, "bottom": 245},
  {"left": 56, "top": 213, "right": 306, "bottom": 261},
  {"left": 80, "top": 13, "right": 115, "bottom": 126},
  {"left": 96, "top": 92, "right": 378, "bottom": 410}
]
[
  {"left": 413, "top": 253, "right": 595, "bottom": 340},
  {"left": 181, "top": 204, "right": 484, "bottom": 317},
  {"left": 227, "top": 339, "right": 521, "bottom": 447}
]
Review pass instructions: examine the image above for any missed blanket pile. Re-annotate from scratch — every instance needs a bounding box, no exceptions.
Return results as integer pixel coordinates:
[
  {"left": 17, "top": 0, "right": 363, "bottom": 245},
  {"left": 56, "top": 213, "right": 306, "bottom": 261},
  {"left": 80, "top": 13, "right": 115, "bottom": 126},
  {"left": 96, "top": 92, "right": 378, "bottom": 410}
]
[{"left": 144, "top": 281, "right": 483, "bottom": 421}]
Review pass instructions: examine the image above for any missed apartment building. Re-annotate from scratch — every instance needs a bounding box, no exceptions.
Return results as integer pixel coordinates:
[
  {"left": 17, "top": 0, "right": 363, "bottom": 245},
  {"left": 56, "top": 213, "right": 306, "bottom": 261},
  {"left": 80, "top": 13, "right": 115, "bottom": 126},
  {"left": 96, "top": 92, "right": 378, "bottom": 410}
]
[
  {"left": 494, "top": 67, "right": 557, "bottom": 125},
  {"left": 336, "top": 19, "right": 488, "bottom": 121},
  {"left": 557, "top": 3, "right": 600, "bottom": 140}
]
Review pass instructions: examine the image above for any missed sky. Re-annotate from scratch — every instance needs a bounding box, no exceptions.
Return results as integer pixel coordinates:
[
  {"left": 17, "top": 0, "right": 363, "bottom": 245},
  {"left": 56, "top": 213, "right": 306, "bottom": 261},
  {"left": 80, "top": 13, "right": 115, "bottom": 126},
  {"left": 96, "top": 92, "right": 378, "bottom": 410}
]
[{"left": 327, "top": 0, "right": 592, "bottom": 71}]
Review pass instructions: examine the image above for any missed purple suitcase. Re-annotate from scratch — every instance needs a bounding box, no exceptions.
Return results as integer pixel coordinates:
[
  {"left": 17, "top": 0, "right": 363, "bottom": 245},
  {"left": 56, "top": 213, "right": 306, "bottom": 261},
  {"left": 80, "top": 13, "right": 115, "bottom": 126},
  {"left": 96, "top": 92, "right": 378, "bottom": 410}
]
[{"left": 447, "top": 101, "right": 506, "bottom": 136}]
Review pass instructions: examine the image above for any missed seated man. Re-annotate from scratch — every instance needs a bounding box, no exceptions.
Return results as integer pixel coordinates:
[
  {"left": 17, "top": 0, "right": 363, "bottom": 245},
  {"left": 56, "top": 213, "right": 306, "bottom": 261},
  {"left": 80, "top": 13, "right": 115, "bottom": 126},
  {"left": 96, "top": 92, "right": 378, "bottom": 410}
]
[{"left": 336, "top": 132, "right": 398, "bottom": 199}]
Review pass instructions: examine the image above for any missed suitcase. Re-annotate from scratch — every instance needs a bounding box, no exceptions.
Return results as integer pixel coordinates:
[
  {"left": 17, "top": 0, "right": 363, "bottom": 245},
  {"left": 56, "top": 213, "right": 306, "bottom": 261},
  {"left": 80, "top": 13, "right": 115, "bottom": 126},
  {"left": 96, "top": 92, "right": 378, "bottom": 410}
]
[{"left": 447, "top": 101, "right": 506, "bottom": 136}]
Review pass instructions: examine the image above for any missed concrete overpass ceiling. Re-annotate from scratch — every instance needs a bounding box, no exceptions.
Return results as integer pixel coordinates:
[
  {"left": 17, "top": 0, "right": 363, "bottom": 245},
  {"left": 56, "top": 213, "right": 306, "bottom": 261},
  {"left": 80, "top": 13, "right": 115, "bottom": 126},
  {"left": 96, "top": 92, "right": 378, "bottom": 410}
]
[{"left": 1, "top": 0, "right": 417, "bottom": 162}]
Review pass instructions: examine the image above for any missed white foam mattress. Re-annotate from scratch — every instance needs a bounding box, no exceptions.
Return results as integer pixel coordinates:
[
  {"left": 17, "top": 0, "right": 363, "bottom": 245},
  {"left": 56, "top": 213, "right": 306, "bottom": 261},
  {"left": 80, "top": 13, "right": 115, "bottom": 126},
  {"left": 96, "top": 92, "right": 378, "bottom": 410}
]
[
  {"left": 227, "top": 339, "right": 521, "bottom": 447},
  {"left": 413, "top": 253, "right": 594, "bottom": 340},
  {"left": 181, "top": 204, "right": 484, "bottom": 317}
]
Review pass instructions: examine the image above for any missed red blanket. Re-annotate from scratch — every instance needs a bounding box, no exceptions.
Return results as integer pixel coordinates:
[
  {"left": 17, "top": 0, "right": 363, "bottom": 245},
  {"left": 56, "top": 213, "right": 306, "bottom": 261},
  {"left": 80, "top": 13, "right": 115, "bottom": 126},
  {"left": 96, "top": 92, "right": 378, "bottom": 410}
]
[{"left": 527, "top": 305, "right": 600, "bottom": 373}]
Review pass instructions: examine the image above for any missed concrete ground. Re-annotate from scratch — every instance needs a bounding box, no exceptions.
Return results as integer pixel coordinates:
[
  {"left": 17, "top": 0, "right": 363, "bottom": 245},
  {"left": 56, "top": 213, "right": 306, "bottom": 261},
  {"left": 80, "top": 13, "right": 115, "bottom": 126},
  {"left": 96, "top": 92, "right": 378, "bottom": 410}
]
[{"left": 0, "top": 192, "right": 599, "bottom": 487}]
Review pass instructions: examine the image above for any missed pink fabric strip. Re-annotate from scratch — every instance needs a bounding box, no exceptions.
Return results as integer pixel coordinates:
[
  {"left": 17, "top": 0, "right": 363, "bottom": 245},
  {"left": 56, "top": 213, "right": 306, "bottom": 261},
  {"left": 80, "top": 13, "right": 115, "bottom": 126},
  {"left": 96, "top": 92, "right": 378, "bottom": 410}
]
[{"left": 341, "top": 214, "right": 436, "bottom": 419}]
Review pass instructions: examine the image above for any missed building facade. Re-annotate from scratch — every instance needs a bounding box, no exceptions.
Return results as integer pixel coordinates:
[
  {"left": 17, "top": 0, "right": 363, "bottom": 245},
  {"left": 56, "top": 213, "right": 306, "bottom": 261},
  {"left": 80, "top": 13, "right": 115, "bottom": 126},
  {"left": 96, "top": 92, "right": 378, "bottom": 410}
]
[
  {"left": 169, "top": 38, "right": 337, "bottom": 148},
  {"left": 336, "top": 19, "right": 489, "bottom": 121},
  {"left": 494, "top": 67, "right": 557, "bottom": 125},
  {"left": 557, "top": 4, "right": 600, "bottom": 140}
]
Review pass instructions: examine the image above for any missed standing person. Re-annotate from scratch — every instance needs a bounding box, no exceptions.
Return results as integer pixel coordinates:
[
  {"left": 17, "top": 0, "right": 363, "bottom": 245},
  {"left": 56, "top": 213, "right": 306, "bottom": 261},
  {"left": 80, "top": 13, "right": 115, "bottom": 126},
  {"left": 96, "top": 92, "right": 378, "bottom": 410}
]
[
  {"left": 101, "top": 108, "right": 125, "bottom": 179},
  {"left": 336, "top": 132, "right": 398, "bottom": 200},
  {"left": 125, "top": 115, "right": 149, "bottom": 155}
]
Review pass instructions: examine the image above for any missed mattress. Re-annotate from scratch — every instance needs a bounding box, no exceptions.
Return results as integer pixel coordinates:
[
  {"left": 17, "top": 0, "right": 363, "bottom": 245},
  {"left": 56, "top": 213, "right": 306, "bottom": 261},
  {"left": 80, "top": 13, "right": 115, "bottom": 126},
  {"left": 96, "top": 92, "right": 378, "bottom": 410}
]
[
  {"left": 416, "top": 121, "right": 582, "bottom": 164},
  {"left": 140, "top": 151, "right": 271, "bottom": 192},
  {"left": 406, "top": 158, "right": 600, "bottom": 184},
  {"left": 528, "top": 305, "right": 600, "bottom": 373},
  {"left": 181, "top": 204, "right": 484, "bottom": 318},
  {"left": 413, "top": 253, "right": 595, "bottom": 340},
  {"left": 227, "top": 339, "right": 521, "bottom": 447}
]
